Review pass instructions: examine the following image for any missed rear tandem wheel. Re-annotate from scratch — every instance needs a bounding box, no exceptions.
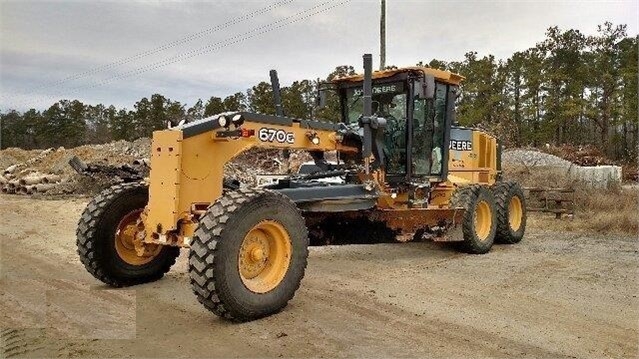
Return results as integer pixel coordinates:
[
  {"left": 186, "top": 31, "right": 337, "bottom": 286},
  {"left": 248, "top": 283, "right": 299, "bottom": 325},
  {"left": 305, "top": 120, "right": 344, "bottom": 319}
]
[
  {"left": 492, "top": 181, "right": 527, "bottom": 244},
  {"left": 450, "top": 185, "right": 498, "bottom": 254}
]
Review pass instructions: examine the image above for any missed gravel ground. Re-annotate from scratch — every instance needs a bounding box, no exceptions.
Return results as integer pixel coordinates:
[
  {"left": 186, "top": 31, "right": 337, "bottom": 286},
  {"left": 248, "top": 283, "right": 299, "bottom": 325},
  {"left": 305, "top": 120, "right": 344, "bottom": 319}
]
[{"left": 0, "top": 195, "right": 637, "bottom": 358}]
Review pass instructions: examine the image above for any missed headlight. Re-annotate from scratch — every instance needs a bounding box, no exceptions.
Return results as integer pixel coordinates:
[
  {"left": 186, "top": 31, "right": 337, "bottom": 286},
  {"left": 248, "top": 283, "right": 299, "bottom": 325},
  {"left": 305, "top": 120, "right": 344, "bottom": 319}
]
[
  {"left": 218, "top": 116, "right": 228, "bottom": 127},
  {"left": 232, "top": 114, "right": 244, "bottom": 126},
  {"left": 306, "top": 132, "right": 320, "bottom": 145}
]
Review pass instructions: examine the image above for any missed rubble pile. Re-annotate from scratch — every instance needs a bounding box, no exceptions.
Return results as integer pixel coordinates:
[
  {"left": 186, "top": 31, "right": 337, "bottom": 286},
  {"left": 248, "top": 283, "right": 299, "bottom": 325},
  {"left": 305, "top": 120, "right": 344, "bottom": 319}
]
[
  {"left": 0, "top": 139, "right": 313, "bottom": 196},
  {"left": 503, "top": 149, "right": 574, "bottom": 169},
  {"left": 513, "top": 144, "right": 636, "bottom": 182},
  {"left": 543, "top": 144, "right": 614, "bottom": 167},
  {"left": 1, "top": 150, "right": 67, "bottom": 195},
  {"left": 225, "top": 149, "right": 312, "bottom": 186},
  {"left": 0, "top": 138, "right": 151, "bottom": 196}
]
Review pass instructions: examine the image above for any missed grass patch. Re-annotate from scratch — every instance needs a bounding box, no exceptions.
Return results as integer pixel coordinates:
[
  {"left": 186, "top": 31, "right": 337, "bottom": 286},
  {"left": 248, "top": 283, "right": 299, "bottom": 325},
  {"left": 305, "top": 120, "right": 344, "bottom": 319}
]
[{"left": 504, "top": 165, "right": 638, "bottom": 235}]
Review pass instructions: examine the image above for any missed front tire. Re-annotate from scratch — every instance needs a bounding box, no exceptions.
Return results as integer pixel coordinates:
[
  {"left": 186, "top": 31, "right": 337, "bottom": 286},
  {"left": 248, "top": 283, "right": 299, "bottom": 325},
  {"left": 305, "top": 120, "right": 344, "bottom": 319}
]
[
  {"left": 76, "top": 182, "right": 179, "bottom": 287},
  {"left": 189, "top": 189, "right": 308, "bottom": 322}
]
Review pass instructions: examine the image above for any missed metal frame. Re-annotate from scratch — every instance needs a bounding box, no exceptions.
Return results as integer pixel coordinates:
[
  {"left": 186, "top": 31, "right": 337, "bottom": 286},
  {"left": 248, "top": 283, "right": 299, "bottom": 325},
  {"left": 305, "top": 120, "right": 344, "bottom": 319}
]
[{"left": 181, "top": 112, "right": 338, "bottom": 139}]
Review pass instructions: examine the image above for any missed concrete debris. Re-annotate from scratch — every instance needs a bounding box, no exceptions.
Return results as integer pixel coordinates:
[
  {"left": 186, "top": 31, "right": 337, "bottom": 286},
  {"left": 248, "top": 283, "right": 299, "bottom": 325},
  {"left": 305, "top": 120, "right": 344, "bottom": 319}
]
[
  {"left": 35, "top": 183, "right": 57, "bottom": 193},
  {"left": 503, "top": 149, "right": 574, "bottom": 168},
  {"left": 0, "top": 140, "right": 150, "bottom": 197},
  {"left": 132, "top": 158, "right": 150, "bottom": 167},
  {"left": 3, "top": 164, "right": 19, "bottom": 175},
  {"left": 43, "top": 174, "right": 62, "bottom": 184},
  {"left": 503, "top": 148, "right": 623, "bottom": 188},
  {"left": 19, "top": 174, "right": 45, "bottom": 186},
  {"left": 69, "top": 156, "right": 148, "bottom": 182},
  {"left": 544, "top": 144, "right": 614, "bottom": 167},
  {"left": 223, "top": 149, "right": 312, "bottom": 187}
]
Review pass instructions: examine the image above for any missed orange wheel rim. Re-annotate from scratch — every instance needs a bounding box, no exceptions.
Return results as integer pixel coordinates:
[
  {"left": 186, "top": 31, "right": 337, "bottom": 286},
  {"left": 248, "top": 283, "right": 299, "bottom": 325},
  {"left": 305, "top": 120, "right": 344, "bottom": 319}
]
[
  {"left": 509, "top": 196, "right": 523, "bottom": 231},
  {"left": 114, "top": 209, "right": 160, "bottom": 265},
  {"left": 238, "top": 220, "right": 292, "bottom": 293},
  {"left": 474, "top": 200, "right": 492, "bottom": 241}
]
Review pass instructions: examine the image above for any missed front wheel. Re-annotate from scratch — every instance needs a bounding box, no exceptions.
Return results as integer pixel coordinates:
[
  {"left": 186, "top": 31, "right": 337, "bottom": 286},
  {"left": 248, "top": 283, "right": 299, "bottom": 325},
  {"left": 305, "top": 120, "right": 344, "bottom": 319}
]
[
  {"left": 189, "top": 189, "right": 309, "bottom": 322},
  {"left": 76, "top": 183, "right": 179, "bottom": 287}
]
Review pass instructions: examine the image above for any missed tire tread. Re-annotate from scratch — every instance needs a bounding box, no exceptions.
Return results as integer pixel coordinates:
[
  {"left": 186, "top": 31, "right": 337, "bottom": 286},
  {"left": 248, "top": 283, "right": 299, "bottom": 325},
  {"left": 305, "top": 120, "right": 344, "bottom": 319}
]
[
  {"left": 492, "top": 181, "right": 527, "bottom": 244},
  {"left": 76, "top": 182, "right": 179, "bottom": 287},
  {"left": 188, "top": 188, "right": 308, "bottom": 321},
  {"left": 450, "top": 185, "right": 497, "bottom": 254}
]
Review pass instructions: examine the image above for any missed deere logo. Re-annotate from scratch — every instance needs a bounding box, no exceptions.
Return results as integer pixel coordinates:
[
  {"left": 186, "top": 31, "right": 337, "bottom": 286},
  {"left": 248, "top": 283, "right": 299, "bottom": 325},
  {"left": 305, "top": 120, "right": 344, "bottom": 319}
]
[
  {"left": 352, "top": 83, "right": 401, "bottom": 96},
  {"left": 449, "top": 140, "right": 472, "bottom": 151}
]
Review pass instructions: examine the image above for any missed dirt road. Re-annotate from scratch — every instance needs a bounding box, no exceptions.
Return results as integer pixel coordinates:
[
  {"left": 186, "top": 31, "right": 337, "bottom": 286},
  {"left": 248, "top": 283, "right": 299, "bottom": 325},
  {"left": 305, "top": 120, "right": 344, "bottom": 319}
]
[{"left": 1, "top": 195, "right": 637, "bottom": 358}]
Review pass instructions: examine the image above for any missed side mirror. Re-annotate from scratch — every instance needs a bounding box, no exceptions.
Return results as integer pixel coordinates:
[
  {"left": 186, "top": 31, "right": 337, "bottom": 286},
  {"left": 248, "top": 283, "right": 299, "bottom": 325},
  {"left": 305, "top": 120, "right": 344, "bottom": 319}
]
[
  {"left": 422, "top": 74, "right": 435, "bottom": 100},
  {"left": 317, "top": 89, "right": 328, "bottom": 109},
  {"left": 416, "top": 75, "right": 435, "bottom": 100}
]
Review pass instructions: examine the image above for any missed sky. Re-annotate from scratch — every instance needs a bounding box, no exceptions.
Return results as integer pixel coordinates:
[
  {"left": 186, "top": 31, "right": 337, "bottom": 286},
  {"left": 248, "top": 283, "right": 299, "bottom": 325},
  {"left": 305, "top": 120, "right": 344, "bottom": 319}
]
[{"left": 0, "top": 0, "right": 637, "bottom": 112}]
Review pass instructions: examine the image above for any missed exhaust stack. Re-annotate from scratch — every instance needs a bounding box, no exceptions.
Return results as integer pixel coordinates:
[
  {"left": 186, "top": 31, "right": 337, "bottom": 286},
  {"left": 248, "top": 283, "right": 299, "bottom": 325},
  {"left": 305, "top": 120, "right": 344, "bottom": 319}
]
[
  {"left": 270, "top": 69, "right": 290, "bottom": 169},
  {"left": 362, "top": 54, "right": 373, "bottom": 173},
  {"left": 269, "top": 69, "right": 284, "bottom": 117}
]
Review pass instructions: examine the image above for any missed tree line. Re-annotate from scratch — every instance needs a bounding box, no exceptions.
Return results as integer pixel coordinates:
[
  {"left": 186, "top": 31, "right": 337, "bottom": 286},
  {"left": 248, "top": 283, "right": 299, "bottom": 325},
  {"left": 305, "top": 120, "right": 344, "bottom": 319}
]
[{"left": 1, "top": 23, "right": 636, "bottom": 161}]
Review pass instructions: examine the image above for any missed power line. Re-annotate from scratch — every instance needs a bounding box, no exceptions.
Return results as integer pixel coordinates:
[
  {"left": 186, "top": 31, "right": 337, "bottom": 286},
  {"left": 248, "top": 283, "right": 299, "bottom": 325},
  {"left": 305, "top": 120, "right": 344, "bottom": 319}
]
[
  {"left": 16, "top": 0, "right": 351, "bottom": 110},
  {"left": 3, "top": 0, "right": 293, "bottom": 106}
]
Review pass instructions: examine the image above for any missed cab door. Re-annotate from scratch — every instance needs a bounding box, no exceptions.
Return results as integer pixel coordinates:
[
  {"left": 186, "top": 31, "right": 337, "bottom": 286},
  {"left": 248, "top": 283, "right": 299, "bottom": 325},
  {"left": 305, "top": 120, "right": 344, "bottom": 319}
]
[{"left": 409, "top": 82, "right": 454, "bottom": 180}]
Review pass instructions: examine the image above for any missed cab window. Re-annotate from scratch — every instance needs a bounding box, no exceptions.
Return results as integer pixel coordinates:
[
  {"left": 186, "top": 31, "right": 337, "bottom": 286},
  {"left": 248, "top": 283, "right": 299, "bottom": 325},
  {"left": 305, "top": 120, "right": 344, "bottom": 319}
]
[{"left": 411, "top": 82, "right": 448, "bottom": 176}]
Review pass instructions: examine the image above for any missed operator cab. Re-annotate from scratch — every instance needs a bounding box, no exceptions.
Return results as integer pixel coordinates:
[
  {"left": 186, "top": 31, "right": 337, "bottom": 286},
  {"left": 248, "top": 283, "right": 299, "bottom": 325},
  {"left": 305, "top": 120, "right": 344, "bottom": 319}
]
[{"left": 332, "top": 67, "right": 464, "bottom": 184}]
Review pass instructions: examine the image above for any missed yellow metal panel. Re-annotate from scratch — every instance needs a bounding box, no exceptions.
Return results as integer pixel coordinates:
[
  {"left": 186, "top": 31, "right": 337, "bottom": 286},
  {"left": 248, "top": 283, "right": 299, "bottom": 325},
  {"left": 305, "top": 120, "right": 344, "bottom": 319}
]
[
  {"left": 447, "top": 130, "right": 498, "bottom": 186},
  {"left": 147, "top": 130, "right": 182, "bottom": 233},
  {"left": 146, "top": 121, "right": 354, "bottom": 237},
  {"left": 241, "top": 122, "right": 343, "bottom": 151}
]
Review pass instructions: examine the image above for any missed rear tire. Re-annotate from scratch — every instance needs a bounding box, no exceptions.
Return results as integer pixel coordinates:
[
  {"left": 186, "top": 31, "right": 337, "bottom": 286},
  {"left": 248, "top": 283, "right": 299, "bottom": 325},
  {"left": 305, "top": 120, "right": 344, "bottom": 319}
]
[
  {"left": 189, "top": 189, "right": 308, "bottom": 322},
  {"left": 451, "top": 185, "right": 497, "bottom": 254},
  {"left": 76, "top": 182, "right": 180, "bottom": 287},
  {"left": 492, "top": 181, "right": 527, "bottom": 244}
]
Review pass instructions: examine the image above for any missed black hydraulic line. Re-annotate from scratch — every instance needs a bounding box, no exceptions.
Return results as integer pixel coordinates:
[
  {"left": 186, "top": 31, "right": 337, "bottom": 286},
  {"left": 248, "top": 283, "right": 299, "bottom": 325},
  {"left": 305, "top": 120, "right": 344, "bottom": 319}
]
[
  {"left": 290, "top": 169, "right": 348, "bottom": 181},
  {"left": 406, "top": 77, "right": 415, "bottom": 183}
]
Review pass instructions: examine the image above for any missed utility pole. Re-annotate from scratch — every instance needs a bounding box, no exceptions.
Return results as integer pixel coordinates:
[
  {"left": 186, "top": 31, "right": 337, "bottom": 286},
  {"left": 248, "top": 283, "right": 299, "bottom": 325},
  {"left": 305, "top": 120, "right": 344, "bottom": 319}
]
[{"left": 379, "top": 0, "right": 386, "bottom": 70}]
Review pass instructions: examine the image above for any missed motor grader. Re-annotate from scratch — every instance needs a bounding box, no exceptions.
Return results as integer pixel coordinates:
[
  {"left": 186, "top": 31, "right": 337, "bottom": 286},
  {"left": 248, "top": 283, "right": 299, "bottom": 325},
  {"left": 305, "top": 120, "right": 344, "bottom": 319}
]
[{"left": 76, "top": 54, "right": 526, "bottom": 322}]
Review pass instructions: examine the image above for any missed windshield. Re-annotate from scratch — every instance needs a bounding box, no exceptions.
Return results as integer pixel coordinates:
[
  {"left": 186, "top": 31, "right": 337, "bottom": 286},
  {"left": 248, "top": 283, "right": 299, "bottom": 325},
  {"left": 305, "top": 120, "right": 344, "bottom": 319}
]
[
  {"left": 344, "top": 81, "right": 406, "bottom": 124},
  {"left": 341, "top": 79, "right": 451, "bottom": 178},
  {"left": 344, "top": 81, "right": 408, "bottom": 174}
]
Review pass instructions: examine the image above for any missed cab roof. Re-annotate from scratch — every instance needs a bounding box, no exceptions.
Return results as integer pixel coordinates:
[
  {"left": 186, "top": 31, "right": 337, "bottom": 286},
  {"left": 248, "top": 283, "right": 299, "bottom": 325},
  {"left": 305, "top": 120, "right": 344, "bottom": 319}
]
[{"left": 332, "top": 66, "right": 464, "bottom": 86}]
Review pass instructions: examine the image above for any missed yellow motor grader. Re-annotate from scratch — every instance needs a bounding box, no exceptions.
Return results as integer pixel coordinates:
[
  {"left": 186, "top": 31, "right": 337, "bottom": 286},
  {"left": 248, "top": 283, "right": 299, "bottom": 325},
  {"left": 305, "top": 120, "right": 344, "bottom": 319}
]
[{"left": 76, "top": 54, "right": 526, "bottom": 322}]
